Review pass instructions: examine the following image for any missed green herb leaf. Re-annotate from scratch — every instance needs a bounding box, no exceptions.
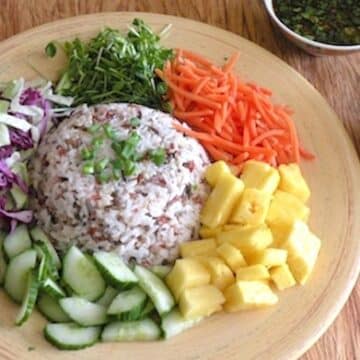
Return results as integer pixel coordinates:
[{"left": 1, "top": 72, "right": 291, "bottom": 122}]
[
  {"left": 129, "top": 117, "right": 141, "bottom": 127},
  {"left": 45, "top": 42, "right": 57, "bottom": 58},
  {"left": 82, "top": 161, "right": 95, "bottom": 175},
  {"left": 81, "top": 147, "right": 94, "bottom": 160},
  {"left": 149, "top": 148, "right": 166, "bottom": 166}
]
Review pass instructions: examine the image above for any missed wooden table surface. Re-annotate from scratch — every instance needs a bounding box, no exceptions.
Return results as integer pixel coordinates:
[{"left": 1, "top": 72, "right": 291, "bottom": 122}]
[{"left": 0, "top": 1, "right": 359, "bottom": 359}]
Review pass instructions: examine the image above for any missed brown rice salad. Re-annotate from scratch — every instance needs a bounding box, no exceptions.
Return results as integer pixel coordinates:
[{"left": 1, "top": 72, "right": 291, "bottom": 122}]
[{"left": 29, "top": 103, "right": 210, "bottom": 266}]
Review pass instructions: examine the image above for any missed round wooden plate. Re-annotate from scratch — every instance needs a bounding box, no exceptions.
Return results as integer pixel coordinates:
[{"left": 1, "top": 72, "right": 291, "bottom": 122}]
[{"left": 0, "top": 12, "right": 359, "bottom": 360}]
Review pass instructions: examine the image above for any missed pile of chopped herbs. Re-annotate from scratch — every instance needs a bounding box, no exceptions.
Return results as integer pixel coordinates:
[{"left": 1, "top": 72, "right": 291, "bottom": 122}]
[
  {"left": 82, "top": 121, "right": 166, "bottom": 183},
  {"left": 50, "top": 18, "right": 173, "bottom": 110},
  {"left": 273, "top": 0, "right": 360, "bottom": 46}
]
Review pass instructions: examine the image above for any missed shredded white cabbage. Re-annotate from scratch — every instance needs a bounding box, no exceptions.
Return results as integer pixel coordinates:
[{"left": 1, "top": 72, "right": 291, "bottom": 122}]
[{"left": 0, "top": 113, "right": 32, "bottom": 132}]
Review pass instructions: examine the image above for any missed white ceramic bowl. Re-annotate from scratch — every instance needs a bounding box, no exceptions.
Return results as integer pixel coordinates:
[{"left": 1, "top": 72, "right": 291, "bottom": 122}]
[{"left": 263, "top": 0, "right": 360, "bottom": 56}]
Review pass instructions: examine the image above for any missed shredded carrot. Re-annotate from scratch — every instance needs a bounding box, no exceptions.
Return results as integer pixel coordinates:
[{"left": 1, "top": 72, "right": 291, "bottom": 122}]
[{"left": 158, "top": 49, "right": 314, "bottom": 167}]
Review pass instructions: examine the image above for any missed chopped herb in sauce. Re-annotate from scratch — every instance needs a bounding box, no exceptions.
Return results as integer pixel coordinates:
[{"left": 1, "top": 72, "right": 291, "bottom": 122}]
[
  {"left": 45, "top": 42, "right": 57, "bottom": 58},
  {"left": 149, "top": 148, "right": 166, "bottom": 166},
  {"left": 273, "top": 0, "right": 360, "bottom": 45}
]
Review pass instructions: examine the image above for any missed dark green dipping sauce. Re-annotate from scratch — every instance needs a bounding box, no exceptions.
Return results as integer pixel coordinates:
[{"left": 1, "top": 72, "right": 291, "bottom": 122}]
[{"left": 273, "top": 0, "right": 360, "bottom": 46}]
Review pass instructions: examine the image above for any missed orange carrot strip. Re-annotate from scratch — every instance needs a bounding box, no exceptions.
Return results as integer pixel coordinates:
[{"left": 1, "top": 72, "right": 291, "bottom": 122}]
[
  {"left": 251, "top": 129, "right": 286, "bottom": 146},
  {"left": 223, "top": 52, "right": 240, "bottom": 73},
  {"left": 202, "top": 143, "right": 233, "bottom": 162},
  {"left": 173, "top": 109, "right": 214, "bottom": 119}
]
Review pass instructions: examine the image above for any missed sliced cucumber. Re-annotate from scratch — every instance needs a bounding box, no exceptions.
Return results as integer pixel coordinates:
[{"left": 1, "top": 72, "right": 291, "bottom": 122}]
[
  {"left": 30, "top": 226, "right": 61, "bottom": 269},
  {"left": 0, "top": 99, "right": 10, "bottom": 113},
  {"left": 139, "top": 300, "right": 155, "bottom": 319},
  {"left": 44, "top": 323, "right": 101, "bottom": 350},
  {"left": 42, "top": 278, "right": 66, "bottom": 299},
  {"left": 62, "top": 246, "right": 105, "bottom": 301},
  {"left": 101, "top": 318, "right": 161, "bottom": 342},
  {"left": 107, "top": 286, "right": 147, "bottom": 321},
  {"left": 10, "top": 185, "right": 28, "bottom": 209},
  {"left": 34, "top": 243, "right": 59, "bottom": 281},
  {"left": 161, "top": 308, "right": 203, "bottom": 339},
  {"left": 59, "top": 297, "right": 108, "bottom": 326},
  {"left": 4, "top": 249, "right": 37, "bottom": 302},
  {"left": 0, "top": 233, "right": 6, "bottom": 285},
  {"left": 93, "top": 251, "right": 138, "bottom": 290},
  {"left": 15, "top": 271, "right": 39, "bottom": 326},
  {"left": 11, "top": 162, "right": 29, "bottom": 186},
  {"left": 151, "top": 265, "right": 172, "bottom": 279},
  {"left": 96, "top": 287, "right": 118, "bottom": 307},
  {"left": 134, "top": 265, "right": 175, "bottom": 316},
  {"left": 3, "top": 225, "right": 32, "bottom": 259},
  {"left": 37, "top": 292, "right": 70, "bottom": 323}
]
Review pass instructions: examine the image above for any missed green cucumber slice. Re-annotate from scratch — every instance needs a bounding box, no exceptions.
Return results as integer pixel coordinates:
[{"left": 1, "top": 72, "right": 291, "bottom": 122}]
[
  {"left": 44, "top": 323, "right": 101, "bottom": 350},
  {"left": 34, "top": 243, "right": 59, "bottom": 281},
  {"left": 96, "top": 287, "right": 118, "bottom": 307},
  {"left": 42, "top": 278, "right": 66, "bottom": 299},
  {"left": 30, "top": 227, "right": 61, "bottom": 269},
  {"left": 3, "top": 225, "right": 32, "bottom": 259},
  {"left": 4, "top": 249, "right": 37, "bottom": 302},
  {"left": 101, "top": 318, "right": 161, "bottom": 342},
  {"left": 134, "top": 265, "right": 175, "bottom": 316},
  {"left": 93, "top": 251, "right": 138, "bottom": 290},
  {"left": 139, "top": 300, "right": 155, "bottom": 319},
  {"left": 10, "top": 185, "right": 28, "bottom": 209},
  {"left": 0, "top": 232, "right": 7, "bottom": 285},
  {"left": 151, "top": 265, "right": 172, "bottom": 279},
  {"left": 62, "top": 246, "right": 105, "bottom": 301},
  {"left": 37, "top": 292, "right": 70, "bottom": 323},
  {"left": 15, "top": 271, "right": 39, "bottom": 326},
  {"left": 161, "top": 308, "right": 203, "bottom": 339},
  {"left": 59, "top": 297, "right": 108, "bottom": 326},
  {"left": 107, "top": 286, "right": 147, "bottom": 321},
  {"left": 11, "top": 162, "right": 29, "bottom": 186},
  {"left": 0, "top": 99, "right": 10, "bottom": 113}
]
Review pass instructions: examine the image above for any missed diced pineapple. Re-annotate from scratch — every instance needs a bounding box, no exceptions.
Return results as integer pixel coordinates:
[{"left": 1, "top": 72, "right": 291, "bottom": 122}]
[
  {"left": 199, "top": 226, "right": 223, "bottom": 239},
  {"left": 217, "top": 224, "right": 273, "bottom": 256},
  {"left": 247, "top": 248, "right": 288, "bottom": 268},
  {"left": 223, "top": 224, "right": 243, "bottom": 231},
  {"left": 179, "top": 285, "right": 225, "bottom": 319},
  {"left": 166, "top": 258, "right": 210, "bottom": 301},
  {"left": 197, "top": 257, "right": 235, "bottom": 291},
  {"left": 279, "top": 163, "right": 310, "bottom": 203},
  {"left": 205, "top": 160, "right": 231, "bottom": 187},
  {"left": 266, "top": 190, "right": 310, "bottom": 228},
  {"left": 180, "top": 239, "right": 217, "bottom": 258},
  {"left": 230, "top": 188, "right": 272, "bottom": 226},
  {"left": 270, "top": 264, "right": 296, "bottom": 290},
  {"left": 240, "top": 160, "right": 280, "bottom": 194},
  {"left": 236, "top": 265, "right": 270, "bottom": 281},
  {"left": 200, "top": 173, "right": 244, "bottom": 228},
  {"left": 224, "top": 280, "right": 278, "bottom": 312},
  {"left": 268, "top": 222, "right": 292, "bottom": 247},
  {"left": 216, "top": 243, "right": 247, "bottom": 272},
  {"left": 281, "top": 221, "right": 321, "bottom": 285}
]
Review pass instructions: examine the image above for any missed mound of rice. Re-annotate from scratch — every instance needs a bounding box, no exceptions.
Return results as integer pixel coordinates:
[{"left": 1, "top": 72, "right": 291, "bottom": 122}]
[{"left": 30, "top": 104, "right": 210, "bottom": 266}]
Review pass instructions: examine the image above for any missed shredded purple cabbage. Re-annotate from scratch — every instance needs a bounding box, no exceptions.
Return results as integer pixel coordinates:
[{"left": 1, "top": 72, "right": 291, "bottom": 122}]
[
  {"left": 0, "top": 196, "right": 32, "bottom": 224},
  {"left": 0, "top": 160, "right": 28, "bottom": 193},
  {"left": 10, "top": 129, "right": 33, "bottom": 150},
  {"left": 0, "top": 145, "right": 14, "bottom": 160}
]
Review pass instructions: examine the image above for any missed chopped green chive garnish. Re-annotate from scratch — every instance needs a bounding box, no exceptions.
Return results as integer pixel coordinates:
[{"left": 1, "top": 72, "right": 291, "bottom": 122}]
[
  {"left": 91, "top": 136, "right": 104, "bottom": 149},
  {"left": 45, "top": 42, "right": 57, "bottom": 58},
  {"left": 96, "top": 172, "right": 111, "bottom": 183},
  {"left": 95, "top": 158, "right": 109, "bottom": 173},
  {"left": 82, "top": 161, "right": 95, "bottom": 175},
  {"left": 88, "top": 124, "right": 101, "bottom": 134},
  {"left": 149, "top": 148, "right": 166, "bottom": 166},
  {"left": 81, "top": 148, "right": 94, "bottom": 160},
  {"left": 129, "top": 117, "right": 141, "bottom": 127},
  {"left": 103, "top": 124, "right": 117, "bottom": 140}
]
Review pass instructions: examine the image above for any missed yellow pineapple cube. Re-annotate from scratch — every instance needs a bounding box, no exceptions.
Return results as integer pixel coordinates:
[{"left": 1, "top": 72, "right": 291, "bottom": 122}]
[
  {"left": 230, "top": 188, "right": 272, "bottom": 226},
  {"left": 179, "top": 285, "right": 225, "bottom": 319},
  {"left": 180, "top": 239, "right": 217, "bottom": 258},
  {"left": 200, "top": 173, "right": 244, "bottom": 228},
  {"left": 216, "top": 243, "right": 247, "bottom": 272},
  {"left": 199, "top": 226, "right": 223, "bottom": 239},
  {"left": 266, "top": 190, "right": 310, "bottom": 228},
  {"left": 223, "top": 224, "right": 244, "bottom": 231},
  {"left": 240, "top": 160, "right": 280, "bottom": 194},
  {"left": 281, "top": 221, "right": 321, "bottom": 285},
  {"left": 247, "top": 248, "right": 288, "bottom": 268},
  {"left": 166, "top": 258, "right": 210, "bottom": 301},
  {"left": 197, "top": 257, "right": 235, "bottom": 291},
  {"left": 268, "top": 222, "right": 292, "bottom": 247},
  {"left": 205, "top": 160, "right": 231, "bottom": 187},
  {"left": 236, "top": 265, "right": 270, "bottom": 281},
  {"left": 270, "top": 264, "right": 296, "bottom": 290},
  {"left": 217, "top": 225, "right": 273, "bottom": 256},
  {"left": 279, "top": 164, "right": 310, "bottom": 203},
  {"left": 224, "top": 281, "right": 278, "bottom": 312}
]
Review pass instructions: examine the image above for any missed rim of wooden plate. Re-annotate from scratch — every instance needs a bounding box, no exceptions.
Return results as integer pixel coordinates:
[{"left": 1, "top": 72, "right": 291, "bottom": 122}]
[{"left": 0, "top": 12, "right": 359, "bottom": 360}]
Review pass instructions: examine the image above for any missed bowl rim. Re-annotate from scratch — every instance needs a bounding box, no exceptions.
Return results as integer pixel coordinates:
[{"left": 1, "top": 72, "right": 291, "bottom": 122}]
[{"left": 263, "top": 0, "right": 360, "bottom": 51}]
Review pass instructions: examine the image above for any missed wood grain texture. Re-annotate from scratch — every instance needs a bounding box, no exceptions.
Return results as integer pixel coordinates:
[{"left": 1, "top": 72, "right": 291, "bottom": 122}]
[{"left": 0, "top": 1, "right": 359, "bottom": 359}]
